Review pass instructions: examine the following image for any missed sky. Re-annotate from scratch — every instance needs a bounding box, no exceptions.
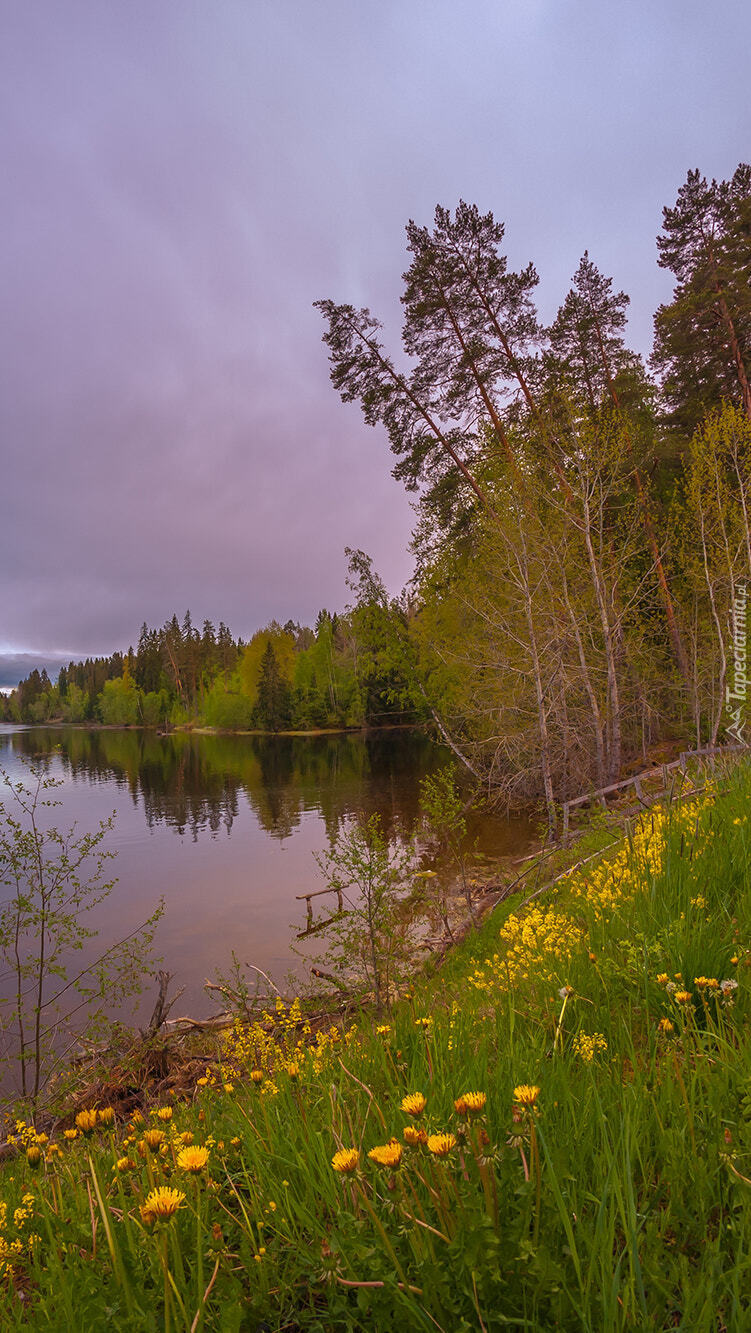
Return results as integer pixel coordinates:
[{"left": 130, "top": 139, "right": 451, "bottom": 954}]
[{"left": 1, "top": 0, "right": 749, "bottom": 687}]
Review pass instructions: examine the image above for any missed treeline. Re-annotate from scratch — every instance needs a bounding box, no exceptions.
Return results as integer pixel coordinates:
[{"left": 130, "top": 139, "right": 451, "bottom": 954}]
[
  {"left": 315, "top": 163, "right": 751, "bottom": 826},
  {"left": 1, "top": 607, "right": 424, "bottom": 732}
]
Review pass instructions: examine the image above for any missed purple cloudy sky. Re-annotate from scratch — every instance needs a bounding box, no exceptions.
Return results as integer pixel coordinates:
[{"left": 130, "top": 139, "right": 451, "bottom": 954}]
[{"left": 1, "top": 0, "right": 749, "bottom": 685}]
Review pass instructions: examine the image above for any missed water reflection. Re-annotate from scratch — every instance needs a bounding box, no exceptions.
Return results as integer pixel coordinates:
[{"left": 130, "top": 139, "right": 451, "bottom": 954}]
[
  {"left": 0, "top": 726, "right": 534, "bottom": 1027},
  {"left": 3, "top": 727, "right": 441, "bottom": 844}
]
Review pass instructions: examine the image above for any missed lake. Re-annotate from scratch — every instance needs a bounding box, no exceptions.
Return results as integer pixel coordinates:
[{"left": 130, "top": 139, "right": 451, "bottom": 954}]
[{"left": 0, "top": 724, "right": 534, "bottom": 1026}]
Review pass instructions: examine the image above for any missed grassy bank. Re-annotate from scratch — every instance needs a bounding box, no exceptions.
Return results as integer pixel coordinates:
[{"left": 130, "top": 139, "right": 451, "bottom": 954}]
[{"left": 2, "top": 764, "right": 751, "bottom": 1329}]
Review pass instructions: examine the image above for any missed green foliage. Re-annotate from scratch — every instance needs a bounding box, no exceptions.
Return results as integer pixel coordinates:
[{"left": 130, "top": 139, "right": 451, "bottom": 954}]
[
  {"left": 307, "top": 813, "right": 418, "bottom": 1012},
  {"left": 0, "top": 763, "right": 163, "bottom": 1107},
  {"left": 420, "top": 766, "right": 478, "bottom": 923}
]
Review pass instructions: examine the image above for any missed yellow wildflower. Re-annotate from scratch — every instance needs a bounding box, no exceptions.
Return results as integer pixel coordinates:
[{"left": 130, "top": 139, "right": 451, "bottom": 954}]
[
  {"left": 75, "top": 1109, "right": 98, "bottom": 1135},
  {"left": 427, "top": 1133, "right": 456, "bottom": 1158},
  {"left": 454, "top": 1091, "right": 486, "bottom": 1116},
  {"left": 98, "top": 1107, "right": 115, "bottom": 1128},
  {"left": 142, "top": 1129, "right": 165, "bottom": 1152},
  {"left": 368, "top": 1140, "right": 403, "bottom": 1169},
  {"left": 177, "top": 1145, "right": 209, "bottom": 1173},
  {"left": 403, "top": 1126, "right": 427, "bottom": 1147},
  {"left": 116, "top": 1157, "right": 136, "bottom": 1173},
  {"left": 331, "top": 1148, "right": 359, "bottom": 1174},
  {"left": 63, "top": 1129, "right": 78, "bottom": 1142},
  {"left": 400, "top": 1092, "right": 427, "bottom": 1117},
  {"left": 658, "top": 1018, "right": 674, "bottom": 1034},
  {"left": 140, "top": 1186, "right": 185, "bottom": 1226},
  {"left": 156, "top": 1106, "right": 173, "bottom": 1122},
  {"left": 512, "top": 1085, "right": 540, "bottom": 1108}
]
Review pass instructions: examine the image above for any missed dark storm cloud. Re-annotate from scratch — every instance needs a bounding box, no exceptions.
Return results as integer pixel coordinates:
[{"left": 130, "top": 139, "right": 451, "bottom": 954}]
[{"left": 2, "top": 0, "right": 750, "bottom": 664}]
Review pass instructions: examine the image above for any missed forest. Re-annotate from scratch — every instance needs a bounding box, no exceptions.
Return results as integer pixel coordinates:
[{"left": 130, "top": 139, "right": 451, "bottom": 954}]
[{"left": 5, "top": 164, "right": 750, "bottom": 829}]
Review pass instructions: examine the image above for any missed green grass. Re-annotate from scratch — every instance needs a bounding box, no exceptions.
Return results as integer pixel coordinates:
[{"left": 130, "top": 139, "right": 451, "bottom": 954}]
[{"left": 2, "top": 765, "right": 751, "bottom": 1329}]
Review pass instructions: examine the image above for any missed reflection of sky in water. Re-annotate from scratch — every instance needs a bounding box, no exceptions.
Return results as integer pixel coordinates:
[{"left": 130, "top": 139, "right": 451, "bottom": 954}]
[{"left": 0, "top": 725, "right": 533, "bottom": 1022}]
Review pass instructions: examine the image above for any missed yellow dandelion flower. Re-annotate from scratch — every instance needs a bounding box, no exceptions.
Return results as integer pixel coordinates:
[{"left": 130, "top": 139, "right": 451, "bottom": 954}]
[
  {"left": 179, "top": 1132, "right": 194, "bottom": 1146},
  {"left": 331, "top": 1148, "right": 359, "bottom": 1174},
  {"left": 75, "top": 1109, "right": 98, "bottom": 1135},
  {"left": 403, "top": 1125, "right": 427, "bottom": 1147},
  {"left": 98, "top": 1107, "right": 115, "bottom": 1128},
  {"left": 427, "top": 1133, "right": 456, "bottom": 1158},
  {"left": 250, "top": 1069, "right": 264, "bottom": 1085},
  {"left": 454, "top": 1091, "right": 486, "bottom": 1116},
  {"left": 116, "top": 1157, "right": 136, "bottom": 1173},
  {"left": 512, "top": 1085, "right": 540, "bottom": 1108},
  {"left": 177, "top": 1145, "right": 209, "bottom": 1173},
  {"left": 658, "top": 1018, "right": 674, "bottom": 1034},
  {"left": 656, "top": 973, "right": 669, "bottom": 985},
  {"left": 142, "top": 1129, "right": 165, "bottom": 1152},
  {"left": 140, "top": 1186, "right": 185, "bottom": 1226},
  {"left": 156, "top": 1106, "right": 173, "bottom": 1122},
  {"left": 25, "top": 1147, "right": 42, "bottom": 1169},
  {"left": 400, "top": 1092, "right": 427, "bottom": 1117},
  {"left": 368, "top": 1140, "right": 403, "bottom": 1169},
  {"left": 673, "top": 990, "right": 693, "bottom": 1005},
  {"left": 63, "top": 1129, "right": 78, "bottom": 1142},
  {"left": 375, "top": 1024, "right": 391, "bottom": 1036}
]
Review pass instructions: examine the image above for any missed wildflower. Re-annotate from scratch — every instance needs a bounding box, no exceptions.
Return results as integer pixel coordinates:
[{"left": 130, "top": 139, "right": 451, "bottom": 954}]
[
  {"left": 223, "top": 1082, "right": 235, "bottom": 1094},
  {"left": 558, "top": 985, "right": 574, "bottom": 999},
  {"left": 732, "top": 956, "right": 739, "bottom": 966},
  {"left": 98, "top": 1107, "right": 115, "bottom": 1128},
  {"left": 512, "top": 1085, "right": 540, "bottom": 1109},
  {"left": 142, "top": 1129, "right": 165, "bottom": 1152},
  {"left": 658, "top": 1018, "right": 675, "bottom": 1034},
  {"left": 196, "top": 1077, "right": 209, "bottom": 1087},
  {"left": 177, "top": 1145, "right": 209, "bottom": 1173},
  {"left": 179, "top": 1132, "right": 194, "bottom": 1146},
  {"left": 427, "top": 1133, "right": 456, "bottom": 1158},
  {"left": 721, "top": 979, "right": 739, "bottom": 996},
  {"left": 63, "top": 1129, "right": 78, "bottom": 1142},
  {"left": 116, "top": 1157, "right": 136, "bottom": 1173},
  {"left": 400, "top": 1092, "right": 427, "bottom": 1117},
  {"left": 454, "top": 1091, "right": 487, "bottom": 1116},
  {"left": 131, "top": 1110, "right": 145, "bottom": 1126},
  {"left": 375, "top": 1024, "right": 391, "bottom": 1036},
  {"left": 673, "top": 990, "right": 693, "bottom": 1005},
  {"left": 25, "top": 1147, "right": 41, "bottom": 1169},
  {"left": 140, "top": 1186, "right": 185, "bottom": 1226},
  {"left": 403, "top": 1126, "right": 428, "bottom": 1146},
  {"left": 570, "top": 1032, "right": 607, "bottom": 1063},
  {"left": 656, "top": 973, "right": 669, "bottom": 986},
  {"left": 230, "top": 1137, "right": 241, "bottom": 1148},
  {"left": 368, "top": 1140, "right": 403, "bottom": 1169},
  {"left": 156, "top": 1106, "right": 173, "bottom": 1122},
  {"left": 414, "top": 1017, "right": 433, "bottom": 1029},
  {"left": 285, "top": 1065, "right": 298, "bottom": 1082},
  {"left": 250, "top": 1069, "right": 264, "bottom": 1085},
  {"left": 331, "top": 1148, "right": 359, "bottom": 1174},
  {"left": 75, "top": 1109, "right": 98, "bottom": 1135}
]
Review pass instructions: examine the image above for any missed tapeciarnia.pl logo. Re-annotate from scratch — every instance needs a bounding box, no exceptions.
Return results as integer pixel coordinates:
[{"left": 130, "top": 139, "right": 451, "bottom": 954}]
[{"left": 726, "top": 582, "right": 748, "bottom": 743}]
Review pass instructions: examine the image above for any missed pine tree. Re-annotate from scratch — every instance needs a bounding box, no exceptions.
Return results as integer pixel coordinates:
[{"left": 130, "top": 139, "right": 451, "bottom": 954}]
[{"left": 653, "top": 164, "right": 751, "bottom": 433}]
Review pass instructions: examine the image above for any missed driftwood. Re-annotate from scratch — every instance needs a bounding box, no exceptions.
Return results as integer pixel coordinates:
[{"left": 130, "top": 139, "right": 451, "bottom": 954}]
[{"left": 139, "top": 970, "right": 186, "bottom": 1040}]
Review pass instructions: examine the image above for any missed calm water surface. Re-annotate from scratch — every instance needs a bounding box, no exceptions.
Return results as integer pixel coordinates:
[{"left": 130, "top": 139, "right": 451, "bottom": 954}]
[{"left": 0, "top": 725, "right": 534, "bottom": 1021}]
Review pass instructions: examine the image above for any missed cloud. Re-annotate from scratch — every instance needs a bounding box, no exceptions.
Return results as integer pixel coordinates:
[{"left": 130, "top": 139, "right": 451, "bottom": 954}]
[{"left": 1, "top": 0, "right": 750, "bottom": 656}]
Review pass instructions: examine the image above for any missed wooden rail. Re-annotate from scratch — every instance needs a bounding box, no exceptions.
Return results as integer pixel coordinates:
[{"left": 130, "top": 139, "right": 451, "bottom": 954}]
[
  {"left": 295, "top": 885, "right": 344, "bottom": 939},
  {"left": 560, "top": 744, "right": 750, "bottom": 845}
]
